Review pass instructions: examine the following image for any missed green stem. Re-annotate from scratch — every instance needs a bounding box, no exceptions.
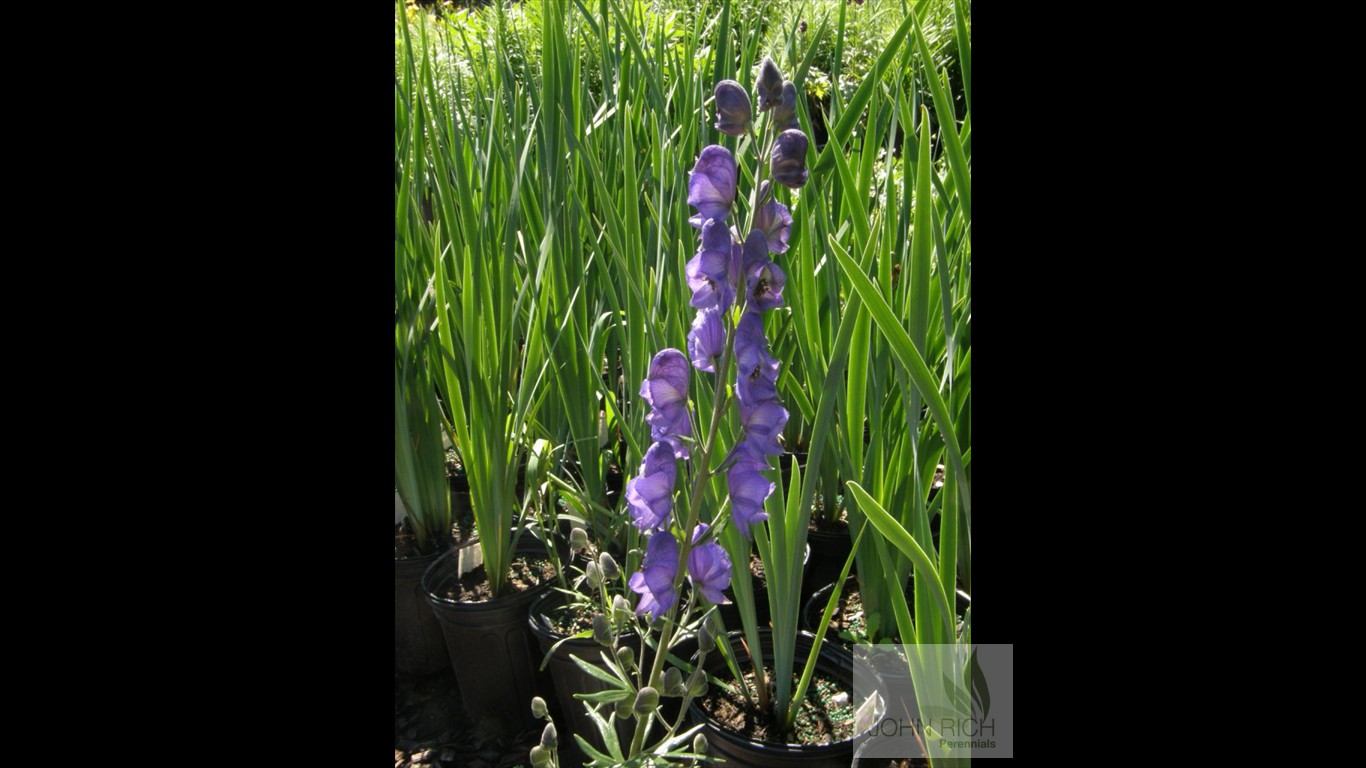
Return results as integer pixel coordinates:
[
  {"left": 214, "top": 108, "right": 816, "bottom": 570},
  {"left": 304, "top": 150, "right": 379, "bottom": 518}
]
[{"left": 627, "top": 326, "right": 736, "bottom": 757}]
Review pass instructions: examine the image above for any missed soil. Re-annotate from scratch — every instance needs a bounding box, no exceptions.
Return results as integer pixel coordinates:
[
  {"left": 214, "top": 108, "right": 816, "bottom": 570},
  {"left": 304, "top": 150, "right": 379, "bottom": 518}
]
[
  {"left": 698, "top": 668, "right": 856, "bottom": 745},
  {"left": 825, "top": 582, "right": 870, "bottom": 639},
  {"left": 748, "top": 553, "right": 766, "bottom": 583},
  {"left": 442, "top": 555, "right": 557, "bottom": 602},
  {"left": 395, "top": 519, "right": 450, "bottom": 561},
  {"left": 544, "top": 599, "right": 597, "bottom": 636}
]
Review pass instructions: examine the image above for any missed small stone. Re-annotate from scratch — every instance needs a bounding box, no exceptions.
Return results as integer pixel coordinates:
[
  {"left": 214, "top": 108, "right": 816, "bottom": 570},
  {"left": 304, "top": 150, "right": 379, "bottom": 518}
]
[{"left": 830, "top": 691, "right": 850, "bottom": 707}]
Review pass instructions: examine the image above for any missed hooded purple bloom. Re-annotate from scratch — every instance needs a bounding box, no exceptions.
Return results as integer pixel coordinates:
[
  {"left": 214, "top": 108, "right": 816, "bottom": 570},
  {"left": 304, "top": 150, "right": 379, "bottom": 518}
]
[
  {"left": 770, "top": 129, "right": 809, "bottom": 189},
  {"left": 738, "top": 228, "right": 769, "bottom": 278},
  {"left": 752, "top": 181, "right": 792, "bottom": 254},
  {"left": 737, "top": 400, "right": 788, "bottom": 461},
  {"left": 726, "top": 462, "right": 774, "bottom": 539},
  {"left": 687, "top": 307, "right": 725, "bottom": 373},
  {"left": 640, "top": 349, "right": 693, "bottom": 459},
  {"left": 755, "top": 57, "right": 784, "bottom": 112},
  {"left": 745, "top": 258, "right": 786, "bottom": 313},
  {"left": 629, "top": 531, "right": 679, "bottom": 618},
  {"left": 772, "top": 81, "right": 800, "bottom": 133},
  {"left": 686, "top": 524, "right": 731, "bottom": 604},
  {"left": 686, "top": 218, "right": 735, "bottom": 312},
  {"left": 687, "top": 146, "right": 737, "bottom": 229},
  {"left": 733, "top": 313, "right": 779, "bottom": 406},
  {"left": 713, "top": 80, "right": 752, "bottom": 137},
  {"left": 626, "top": 442, "right": 677, "bottom": 531}
]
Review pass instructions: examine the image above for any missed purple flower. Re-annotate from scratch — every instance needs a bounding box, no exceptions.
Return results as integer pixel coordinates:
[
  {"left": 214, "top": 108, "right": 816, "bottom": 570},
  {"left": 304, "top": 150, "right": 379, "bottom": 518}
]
[
  {"left": 727, "top": 462, "right": 774, "bottom": 539},
  {"left": 738, "top": 228, "right": 769, "bottom": 277},
  {"left": 686, "top": 218, "right": 736, "bottom": 312},
  {"left": 733, "top": 313, "right": 779, "bottom": 406},
  {"left": 737, "top": 400, "right": 788, "bottom": 461},
  {"left": 626, "top": 442, "right": 677, "bottom": 531},
  {"left": 714, "top": 80, "right": 752, "bottom": 137},
  {"left": 755, "top": 57, "right": 783, "bottom": 112},
  {"left": 753, "top": 181, "right": 792, "bottom": 254},
  {"left": 745, "top": 258, "right": 786, "bottom": 313},
  {"left": 629, "top": 531, "right": 679, "bottom": 618},
  {"left": 687, "top": 307, "right": 725, "bottom": 373},
  {"left": 640, "top": 349, "right": 693, "bottom": 459},
  {"left": 772, "top": 81, "right": 800, "bottom": 133},
  {"left": 770, "top": 129, "right": 809, "bottom": 189},
  {"left": 687, "top": 524, "right": 731, "bottom": 604},
  {"left": 688, "top": 146, "right": 737, "bottom": 229}
]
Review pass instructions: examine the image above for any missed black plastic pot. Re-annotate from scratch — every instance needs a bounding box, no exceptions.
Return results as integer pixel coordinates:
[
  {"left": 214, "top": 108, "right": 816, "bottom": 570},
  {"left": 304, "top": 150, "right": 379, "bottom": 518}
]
[
  {"left": 801, "top": 576, "right": 972, "bottom": 649},
  {"left": 718, "top": 545, "right": 810, "bottom": 633},
  {"left": 802, "top": 522, "right": 853, "bottom": 606},
  {"left": 684, "top": 629, "right": 882, "bottom": 768},
  {"left": 395, "top": 543, "right": 453, "bottom": 676},
  {"left": 527, "top": 592, "right": 667, "bottom": 762},
  {"left": 422, "top": 532, "right": 563, "bottom": 733}
]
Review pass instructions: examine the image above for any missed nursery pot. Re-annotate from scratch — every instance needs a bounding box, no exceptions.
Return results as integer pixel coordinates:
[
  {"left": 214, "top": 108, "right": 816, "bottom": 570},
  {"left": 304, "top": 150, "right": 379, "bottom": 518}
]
[
  {"left": 683, "top": 629, "right": 882, "bottom": 768},
  {"left": 395, "top": 540, "right": 453, "bottom": 676},
  {"left": 801, "top": 576, "right": 972, "bottom": 649},
  {"left": 527, "top": 591, "right": 669, "bottom": 763},
  {"left": 802, "top": 522, "right": 854, "bottom": 606},
  {"left": 422, "top": 532, "right": 564, "bottom": 733}
]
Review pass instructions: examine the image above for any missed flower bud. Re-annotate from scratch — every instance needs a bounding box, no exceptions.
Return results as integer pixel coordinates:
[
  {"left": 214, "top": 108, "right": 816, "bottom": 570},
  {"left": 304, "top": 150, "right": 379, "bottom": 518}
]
[
  {"left": 771, "top": 129, "right": 810, "bottom": 188},
  {"left": 569, "top": 526, "right": 589, "bottom": 551},
  {"left": 773, "top": 81, "right": 800, "bottom": 133},
  {"left": 663, "top": 667, "right": 685, "bottom": 696},
  {"left": 714, "top": 80, "right": 752, "bottom": 136},
  {"left": 633, "top": 686, "right": 659, "bottom": 715},
  {"left": 612, "top": 594, "right": 632, "bottom": 622},
  {"left": 530, "top": 696, "right": 548, "bottom": 719},
  {"left": 756, "top": 56, "right": 783, "bottom": 112},
  {"left": 693, "top": 734, "right": 709, "bottom": 754},
  {"left": 687, "top": 667, "right": 708, "bottom": 698},
  {"left": 592, "top": 613, "right": 614, "bottom": 647},
  {"left": 530, "top": 746, "right": 551, "bottom": 768},
  {"left": 615, "top": 645, "right": 636, "bottom": 671},
  {"left": 541, "top": 721, "right": 558, "bottom": 750},
  {"left": 598, "top": 551, "right": 620, "bottom": 580},
  {"left": 615, "top": 698, "right": 634, "bottom": 721},
  {"left": 698, "top": 624, "right": 716, "bottom": 654},
  {"left": 585, "top": 560, "right": 603, "bottom": 589}
]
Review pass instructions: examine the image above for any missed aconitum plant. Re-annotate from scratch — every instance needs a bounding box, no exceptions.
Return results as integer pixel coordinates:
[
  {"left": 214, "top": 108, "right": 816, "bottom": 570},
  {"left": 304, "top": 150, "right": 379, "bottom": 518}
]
[{"left": 599, "top": 56, "right": 811, "bottom": 761}]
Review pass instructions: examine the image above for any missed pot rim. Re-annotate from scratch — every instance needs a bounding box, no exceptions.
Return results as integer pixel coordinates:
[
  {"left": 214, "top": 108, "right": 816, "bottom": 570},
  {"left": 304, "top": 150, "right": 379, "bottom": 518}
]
[{"left": 421, "top": 535, "right": 564, "bottom": 610}]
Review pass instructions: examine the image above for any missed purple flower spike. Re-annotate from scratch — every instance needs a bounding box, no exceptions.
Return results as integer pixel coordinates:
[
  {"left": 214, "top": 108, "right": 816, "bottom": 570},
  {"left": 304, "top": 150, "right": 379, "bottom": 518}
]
[
  {"left": 626, "top": 442, "right": 677, "bottom": 531},
  {"left": 770, "top": 129, "right": 809, "bottom": 189},
  {"left": 688, "top": 146, "right": 737, "bottom": 229},
  {"left": 687, "top": 307, "right": 725, "bottom": 373},
  {"left": 629, "top": 532, "right": 680, "bottom": 618},
  {"left": 687, "top": 524, "right": 731, "bottom": 604},
  {"left": 753, "top": 181, "right": 792, "bottom": 254},
  {"left": 746, "top": 258, "right": 786, "bottom": 313},
  {"left": 738, "top": 400, "right": 788, "bottom": 460},
  {"left": 727, "top": 463, "right": 774, "bottom": 539},
  {"left": 714, "top": 80, "right": 752, "bottom": 137},
  {"left": 734, "top": 313, "right": 780, "bottom": 406},
  {"left": 755, "top": 57, "right": 784, "bottom": 112},
  {"left": 686, "top": 219, "right": 735, "bottom": 312},
  {"left": 640, "top": 349, "right": 693, "bottom": 459},
  {"left": 772, "top": 81, "right": 800, "bottom": 133}
]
